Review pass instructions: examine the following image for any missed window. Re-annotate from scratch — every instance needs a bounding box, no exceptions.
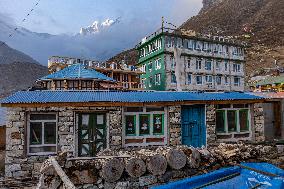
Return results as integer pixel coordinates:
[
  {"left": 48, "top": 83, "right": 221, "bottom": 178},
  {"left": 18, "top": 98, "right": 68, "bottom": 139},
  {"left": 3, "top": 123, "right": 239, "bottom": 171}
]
[
  {"left": 171, "top": 73, "right": 176, "bottom": 84},
  {"left": 124, "top": 107, "right": 166, "bottom": 146},
  {"left": 187, "top": 74, "right": 192, "bottom": 85},
  {"left": 155, "top": 58, "right": 161, "bottom": 70},
  {"left": 205, "top": 60, "right": 212, "bottom": 70},
  {"left": 195, "top": 41, "right": 201, "bottom": 50},
  {"left": 233, "top": 63, "right": 241, "bottom": 72},
  {"left": 227, "top": 110, "right": 237, "bottom": 132},
  {"left": 149, "top": 76, "right": 153, "bottom": 87},
  {"left": 234, "top": 77, "right": 241, "bottom": 86},
  {"left": 148, "top": 61, "right": 153, "bottom": 72},
  {"left": 205, "top": 75, "right": 213, "bottom": 84},
  {"left": 55, "top": 80, "right": 64, "bottom": 90},
  {"left": 125, "top": 115, "right": 136, "bottom": 136},
  {"left": 203, "top": 42, "right": 208, "bottom": 51},
  {"left": 153, "top": 114, "right": 164, "bottom": 135},
  {"left": 196, "top": 59, "right": 202, "bottom": 70},
  {"left": 170, "top": 56, "right": 175, "bottom": 70},
  {"left": 224, "top": 60, "right": 228, "bottom": 71},
  {"left": 188, "top": 40, "right": 194, "bottom": 49},
  {"left": 187, "top": 57, "right": 191, "bottom": 68},
  {"left": 216, "top": 104, "right": 250, "bottom": 135},
  {"left": 139, "top": 115, "right": 150, "bottom": 135},
  {"left": 216, "top": 110, "right": 225, "bottom": 133},
  {"left": 216, "top": 60, "right": 221, "bottom": 71},
  {"left": 239, "top": 109, "right": 249, "bottom": 132},
  {"left": 155, "top": 74, "right": 161, "bottom": 85},
  {"left": 225, "top": 76, "right": 229, "bottom": 85},
  {"left": 28, "top": 114, "right": 57, "bottom": 155},
  {"left": 216, "top": 76, "right": 222, "bottom": 85},
  {"left": 68, "top": 81, "right": 79, "bottom": 90},
  {"left": 81, "top": 81, "right": 93, "bottom": 90},
  {"left": 196, "top": 75, "right": 203, "bottom": 85}
]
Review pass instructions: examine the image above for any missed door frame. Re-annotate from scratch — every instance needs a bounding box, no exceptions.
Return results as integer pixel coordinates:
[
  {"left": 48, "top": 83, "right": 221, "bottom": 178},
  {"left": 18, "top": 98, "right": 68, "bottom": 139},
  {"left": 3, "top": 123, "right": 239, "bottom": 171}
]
[
  {"left": 75, "top": 111, "right": 109, "bottom": 157},
  {"left": 181, "top": 104, "right": 207, "bottom": 147}
]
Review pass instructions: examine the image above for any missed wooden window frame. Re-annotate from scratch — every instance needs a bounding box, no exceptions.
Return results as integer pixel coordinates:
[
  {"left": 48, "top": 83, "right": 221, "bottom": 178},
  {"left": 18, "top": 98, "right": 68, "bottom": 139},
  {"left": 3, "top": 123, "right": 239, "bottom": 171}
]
[{"left": 27, "top": 113, "right": 57, "bottom": 156}]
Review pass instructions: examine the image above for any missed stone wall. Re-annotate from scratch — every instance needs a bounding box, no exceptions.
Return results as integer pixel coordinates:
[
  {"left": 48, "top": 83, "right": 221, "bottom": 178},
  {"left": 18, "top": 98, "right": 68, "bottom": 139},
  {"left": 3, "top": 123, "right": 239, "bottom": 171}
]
[
  {"left": 254, "top": 103, "right": 265, "bottom": 142},
  {"left": 168, "top": 106, "right": 182, "bottom": 146},
  {"left": 5, "top": 106, "right": 122, "bottom": 180},
  {"left": 206, "top": 105, "right": 216, "bottom": 145}
]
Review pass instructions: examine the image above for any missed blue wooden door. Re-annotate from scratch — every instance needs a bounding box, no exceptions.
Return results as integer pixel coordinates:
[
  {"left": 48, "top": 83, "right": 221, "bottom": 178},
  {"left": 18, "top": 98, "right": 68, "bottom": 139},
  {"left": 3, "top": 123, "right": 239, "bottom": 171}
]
[{"left": 181, "top": 105, "right": 206, "bottom": 147}]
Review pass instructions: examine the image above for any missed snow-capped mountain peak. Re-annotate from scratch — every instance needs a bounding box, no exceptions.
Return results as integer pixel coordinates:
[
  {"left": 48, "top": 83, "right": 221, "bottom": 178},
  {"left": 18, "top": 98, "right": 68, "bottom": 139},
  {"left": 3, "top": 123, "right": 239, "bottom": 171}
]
[{"left": 79, "top": 18, "right": 120, "bottom": 35}]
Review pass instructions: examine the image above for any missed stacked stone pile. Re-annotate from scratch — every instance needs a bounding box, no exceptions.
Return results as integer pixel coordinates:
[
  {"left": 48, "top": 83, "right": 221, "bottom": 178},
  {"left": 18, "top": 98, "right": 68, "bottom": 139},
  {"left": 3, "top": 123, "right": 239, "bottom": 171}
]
[{"left": 36, "top": 143, "right": 284, "bottom": 189}]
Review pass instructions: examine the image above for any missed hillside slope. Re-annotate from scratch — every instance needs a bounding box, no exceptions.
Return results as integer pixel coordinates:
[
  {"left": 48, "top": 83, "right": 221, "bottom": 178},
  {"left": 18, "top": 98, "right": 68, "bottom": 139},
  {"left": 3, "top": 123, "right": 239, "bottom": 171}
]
[
  {"left": 0, "top": 42, "right": 38, "bottom": 64},
  {"left": 0, "top": 41, "right": 47, "bottom": 97}
]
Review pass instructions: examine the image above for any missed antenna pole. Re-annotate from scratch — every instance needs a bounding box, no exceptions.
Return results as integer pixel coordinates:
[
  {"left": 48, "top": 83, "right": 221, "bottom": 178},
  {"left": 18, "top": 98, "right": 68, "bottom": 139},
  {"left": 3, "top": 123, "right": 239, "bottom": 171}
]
[{"left": 162, "top": 16, "right": 164, "bottom": 32}]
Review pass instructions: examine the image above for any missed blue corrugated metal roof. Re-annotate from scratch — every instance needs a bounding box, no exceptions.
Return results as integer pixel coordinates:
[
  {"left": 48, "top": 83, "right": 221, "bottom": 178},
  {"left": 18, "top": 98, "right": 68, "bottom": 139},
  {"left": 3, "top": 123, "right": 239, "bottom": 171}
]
[
  {"left": 0, "top": 91, "right": 264, "bottom": 104},
  {"left": 40, "top": 64, "right": 114, "bottom": 81}
]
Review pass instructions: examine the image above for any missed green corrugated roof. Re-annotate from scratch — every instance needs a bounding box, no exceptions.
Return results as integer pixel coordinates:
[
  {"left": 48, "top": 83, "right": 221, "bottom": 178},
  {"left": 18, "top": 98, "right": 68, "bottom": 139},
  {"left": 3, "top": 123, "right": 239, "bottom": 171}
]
[{"left": 255, "top": 75, "right": 284, "bottom": 86}]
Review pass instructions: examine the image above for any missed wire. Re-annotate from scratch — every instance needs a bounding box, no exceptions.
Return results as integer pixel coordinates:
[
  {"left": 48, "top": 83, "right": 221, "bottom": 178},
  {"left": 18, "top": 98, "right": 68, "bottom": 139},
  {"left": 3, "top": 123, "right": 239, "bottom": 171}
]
[{"left": 0, "top": 0, "right": 41, "bottom": 48}]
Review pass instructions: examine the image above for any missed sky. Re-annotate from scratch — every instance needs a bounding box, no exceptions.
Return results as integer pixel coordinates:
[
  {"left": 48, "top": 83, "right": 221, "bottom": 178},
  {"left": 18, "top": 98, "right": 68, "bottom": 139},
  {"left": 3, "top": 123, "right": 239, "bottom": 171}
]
[
  {"left": 0, "top": 0, "right": 203, "bottom": 64},
  {"left": 0, "top": 0, "right": 202, "bottom": 35}
]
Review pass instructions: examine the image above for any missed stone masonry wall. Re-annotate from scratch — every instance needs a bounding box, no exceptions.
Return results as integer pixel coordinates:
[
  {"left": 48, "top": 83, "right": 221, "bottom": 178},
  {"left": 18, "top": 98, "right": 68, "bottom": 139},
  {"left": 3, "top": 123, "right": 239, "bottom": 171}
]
[
  {"left": 168, "top": 106, "right": 182, "bottom": 146},
  {"left": 5, "top": 106, "right": 122, "bottom": 180},
  {"left": 254, "top": 103, "right": 265, "bottom": 142},
  {"left": 206, "top": 105, "right": 216, "bottom": 145}
]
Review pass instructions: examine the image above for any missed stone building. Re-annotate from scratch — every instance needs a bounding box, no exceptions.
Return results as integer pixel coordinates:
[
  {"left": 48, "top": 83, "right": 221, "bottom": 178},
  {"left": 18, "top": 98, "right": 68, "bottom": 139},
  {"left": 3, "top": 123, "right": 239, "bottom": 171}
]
[
  {"left": 0, "top": 90, "right": 266, "bottom": 179},
  {"left": 136, "top": 27, "right": 245, "bottom": 91}
]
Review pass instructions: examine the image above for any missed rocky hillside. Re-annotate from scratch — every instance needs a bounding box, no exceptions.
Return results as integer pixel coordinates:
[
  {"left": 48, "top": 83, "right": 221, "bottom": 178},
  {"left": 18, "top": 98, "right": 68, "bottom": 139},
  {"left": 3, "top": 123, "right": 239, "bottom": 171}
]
[
  {"left": 180, "top": 0, "right": 284, "bottom": 77},
  {"left": 0, "top": 42, "right": 47, "bottom": 97},
  {"left": 106, "top": 48, "right": 138, "bottom": 66}
]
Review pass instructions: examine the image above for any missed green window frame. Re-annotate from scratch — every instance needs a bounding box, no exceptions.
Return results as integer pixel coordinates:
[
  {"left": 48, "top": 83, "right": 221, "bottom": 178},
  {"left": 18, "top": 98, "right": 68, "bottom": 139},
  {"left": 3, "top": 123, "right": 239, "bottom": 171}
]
[
  {"left": 153, "top": 114, "right": 164, "bottom": 135},
  {"left": 139, "top": 114, "right": 150, "bottom": 135},
  {"left": 125, "top": 115, "right": 136, "bottom": 136}
]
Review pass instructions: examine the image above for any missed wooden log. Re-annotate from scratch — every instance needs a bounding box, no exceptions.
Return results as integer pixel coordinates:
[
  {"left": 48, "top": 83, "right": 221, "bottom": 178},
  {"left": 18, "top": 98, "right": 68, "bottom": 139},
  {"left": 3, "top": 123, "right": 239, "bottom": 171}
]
[
  {"left": 166, "top": 149, "right": 187, "bottom": 170},
  {"left": 147, "top": 154, "right": 167, "bottom": 176},
  {"left": 49, "top": 157, "right": 76, "bottom": 189},
  {"left": 189, "top": 149, "right": 201, "bottom": 168},
  {"left": 101, "top": 158, "right": 125, "bottom": 182},
  {"left": 125, "top": 158, "right": 146, "bottom": 178}
]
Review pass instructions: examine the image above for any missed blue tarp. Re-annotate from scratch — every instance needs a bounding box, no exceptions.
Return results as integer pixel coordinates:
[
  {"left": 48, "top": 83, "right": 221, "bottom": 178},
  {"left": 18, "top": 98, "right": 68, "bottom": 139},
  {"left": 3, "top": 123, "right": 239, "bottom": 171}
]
[{"left": 151, "top": 163, "right": 284, "bottom": 189}]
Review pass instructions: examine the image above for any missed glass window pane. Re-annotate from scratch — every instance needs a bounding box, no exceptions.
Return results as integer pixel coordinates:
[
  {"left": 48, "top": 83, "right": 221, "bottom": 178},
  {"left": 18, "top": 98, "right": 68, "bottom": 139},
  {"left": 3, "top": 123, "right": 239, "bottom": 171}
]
[
  {"left": 227, "top": 110, "right": 237, "bottom": 132},
  {"left": 44, "top": 122, "right": 56, "bottom": 144},
  {"left": 139, "top": 115, "right": 150, "bottom": 135},
  {"left": 240, "top": 110, "right": 249, "bottom": 132},
  {"left": 125, "top": 115, "right": 136, "bottom": 136},
  {"left": 216, "top": 111, "right": 225, "bottom": 133},
  {"left": 153, "top": 114, "right": 163, "bottom": 135},
  {"left": 30, "top": 114, "right": 56, "bottom": 120},
  {"left": 30, "top": 122, "right": 42, "bottom": 145}
]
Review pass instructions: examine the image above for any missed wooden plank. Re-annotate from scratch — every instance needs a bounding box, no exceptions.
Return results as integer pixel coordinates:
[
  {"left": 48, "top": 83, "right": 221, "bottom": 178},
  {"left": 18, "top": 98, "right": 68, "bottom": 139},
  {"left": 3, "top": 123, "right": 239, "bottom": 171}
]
[
  {"left": 146, "top": 138, "right": 164, "bottom": 143},
  {"left": 125, "top": 139, "right": 144, "bottom": 144},
  {"left": 49, "top": 157, "right": 76, "bottom": 189}
]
